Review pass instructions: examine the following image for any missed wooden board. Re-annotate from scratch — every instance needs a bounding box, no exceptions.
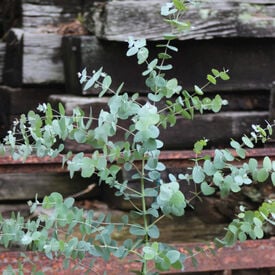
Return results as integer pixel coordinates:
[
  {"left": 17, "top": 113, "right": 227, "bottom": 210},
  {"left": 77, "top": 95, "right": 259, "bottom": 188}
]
[
  {"left": 0, "top": 85, "right": 65, "bottom": 140},
  {"left": 2, "top": 28, "right": 64, "bottom": 85},
  {"left": 0, "top": 43, "right": 5, "bottom": 83},
  {"left": 23, "top": 32, "right": 64, "bottom": 84},
  {"left": 2, "top": 28, "right": 23, "bottom": 86},
  {"left": 0, "top": 85, "right": 65, "bottom": 115},
  {"left": 22, "top": 1, "right": 82, "bottom": 31},
  {"left": 62, "top": 35, "right": 275, "bottom": 94},
  {"left": 88, "top": 0, "right": 275, "bottom": 41},
  {"left": 1, "top": 0, "right": 22, "bottom": 35},
  {"left": 0, "top": 172, "right": 100, "bottom": 201},
  {"left": 48, "top": 94, "right": 269, "bottom": 151}
]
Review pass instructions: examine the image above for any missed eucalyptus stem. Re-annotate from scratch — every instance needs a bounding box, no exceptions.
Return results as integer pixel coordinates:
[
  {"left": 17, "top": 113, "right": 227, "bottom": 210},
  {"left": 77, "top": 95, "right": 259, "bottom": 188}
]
[{"left": 140, "top": 157, "right": 149, "bottom": 274}]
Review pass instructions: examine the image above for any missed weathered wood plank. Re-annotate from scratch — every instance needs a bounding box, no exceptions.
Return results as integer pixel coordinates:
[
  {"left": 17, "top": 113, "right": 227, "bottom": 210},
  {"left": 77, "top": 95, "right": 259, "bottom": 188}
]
[
  {"left": 0, "top": 85, "right": 65, "bottom": 115},
  {"left": 0, "top": 85, "right": 65, "bottom": 139},
  {"left": 267, "top": 81, "right": 275, "bottom": 143},
  {"left": 161, "top": 111, "right": 269, "bottom": 150},
  {"left": 2, "top": 28, "right": 23, "bottom": 86},
  {"left": 0, "top": 43, "right": 5, "bottom": 83},
  {"left": 1, "top": 0, "right": 22, "bottom": 35},
  {"left": 89, "top": 0, "right": 275, "bottom": 41},
  {"left": 0, "top": 172, "right": 99, "bottom": 201},
  {"left": 23, "top": 32, "right": 64, "bottom": 84},
  {"left": 3, "top": 28, "right": 64, "bottom": 85},
  {"left": 63, "top": 35, "right": 275, "bottom": 94},
  {"left": 48, "top": 94, "right": 269, "bottom": 151},
  {"left": 269, "top": 81, "right": 275, "bottom": 121},
  {"left": 22, "top": 1, "right": 82, "bottom": 31},
  {"left": 0, "top": 204, "right": 30, "bottom": 218}
]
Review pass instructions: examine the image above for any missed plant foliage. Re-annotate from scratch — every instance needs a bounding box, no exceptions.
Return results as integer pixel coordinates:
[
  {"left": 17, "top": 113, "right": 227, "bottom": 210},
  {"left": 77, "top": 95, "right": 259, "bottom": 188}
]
[{"left": 0, "top": 0, "right": 274, "bottom": 274}]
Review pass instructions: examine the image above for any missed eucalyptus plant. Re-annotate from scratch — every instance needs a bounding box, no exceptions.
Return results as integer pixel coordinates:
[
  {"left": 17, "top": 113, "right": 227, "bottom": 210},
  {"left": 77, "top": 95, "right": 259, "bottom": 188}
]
[{"left": 0, "top": 0, "right": 274, "bottom": 274}]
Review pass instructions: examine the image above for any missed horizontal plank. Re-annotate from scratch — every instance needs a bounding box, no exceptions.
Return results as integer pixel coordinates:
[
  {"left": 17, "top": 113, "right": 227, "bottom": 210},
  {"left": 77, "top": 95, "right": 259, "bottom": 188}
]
[
  {"left": 1, "top": 0, "right": 22, "bottom": 35},
  {"left": 0, "top": 172, "right": 99, "bottom": 201},
  {"left": 49, "top": 94, "right": 269, "bottom": 150},
  {"left": 0, "top": 43, "right": 5, "bottom": 83},
  {"left": 0, "top": 240, "right": 274, "bottom": 273},
  {"left": 0, "top": 155, "right": 65, "bottom": 174},
  {"left": 89, "top": 0, "right": 275, "bottom": 41},
  {"left": 63, "top": 110, "right": 269, "bottom": 151},
  {"left": 22, "top": 2, "right": 82, "bottom": 30},
  {"left": 23, "top": 32, "right": 64, "bottom": 84},
  {"left": 0, "top": 204, "right": 30, "bottom": 219},
  {"left": 160, "top": 111, "right": 269, "bottom": 150},
  {"left": 3, "top": 29, "right": 64, "bottom": 85},
  {"left": 63, "top": 35, "right": 275, "bottom": 94},
  {"left": 0, "top": 85, "right": 65, "bottom": 114},
  {"left": 2, "top": 28, "right": 23, "bottom": 86}
]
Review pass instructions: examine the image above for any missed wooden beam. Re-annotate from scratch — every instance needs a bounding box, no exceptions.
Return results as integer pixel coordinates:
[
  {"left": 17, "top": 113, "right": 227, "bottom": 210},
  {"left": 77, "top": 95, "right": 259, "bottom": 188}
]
[
  {"left": 2, "top": 28, "right": 64, "bottom": 85},
  {"left": 48, "top": 94, "right": 269, "bottom": 151},
  {"left": 0, "top": 43, "right": 5, "bottom": 83},
  {"left": 0, "top": 85, "right": 65, "bottom": 115},
  {"left": 88, "top": 0, "right": 275, "bottom": 41},
  {"left": 62, "top": 36, "right": 275, "bottom": 94},
  {"left": 23, "top": 32, "right": 64, "bottom": 84},
  {"left": 22, "top": 1, "right": 82, "bottom": 31},
  {"left": 0, "top": 172, "right": 99, "bottom": 201},
  {"left": 2, "top": 28, "right": 23, "bottom": 86}
]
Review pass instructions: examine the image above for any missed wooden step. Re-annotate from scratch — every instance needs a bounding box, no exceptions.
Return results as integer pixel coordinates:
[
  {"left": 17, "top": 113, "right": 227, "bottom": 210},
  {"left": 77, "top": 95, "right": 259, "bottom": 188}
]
[
  {"left": 0, "top": 43, "right": 5, "bottom": 83},
  {"left": 49, "top": 94, "right": 269, "bottom": 151},
  {"left": 88, "top": 0, "right": 275, "bottom": 41},
  {"left": 22, "top": 0, "right": 82, "bottom": 31},
  {"left": 3, "top": 28, "right": 64, "bottom": 85},
  {"left": 62, "top": 35, "right": 275, "bottom": 94}
]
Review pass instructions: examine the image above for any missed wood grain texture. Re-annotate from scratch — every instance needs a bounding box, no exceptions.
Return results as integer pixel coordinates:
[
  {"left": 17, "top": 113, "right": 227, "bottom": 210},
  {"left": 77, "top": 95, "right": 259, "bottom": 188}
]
[
  {"left": 2, "top": 29, "right": 63, "bottom": 85},
  {"left": 0, "top": 172, "right": 99, "bottom": 201},
  {"left": 48, "top": 94, "right": 269, "bottom": 151},
  {"left": 0, "top": 43, "right": 5, "bottom": 83},
  {"left": 89, "top": 0, "right": 275, "bottom": 41},
  {"left": 23, "top": 32, "right": 64, "bottom": 84},
  {"left": 22, "top": 2, "right": 82, "bottom": 30},
  {"left": 0, "top": 85, "right": 65, "bottom": 114},
  {"left": 63, "top": 35, "right": 275, "bottom": 94},
  {"left": 2, "top": 28, "right": 23, "bottom": 86}
]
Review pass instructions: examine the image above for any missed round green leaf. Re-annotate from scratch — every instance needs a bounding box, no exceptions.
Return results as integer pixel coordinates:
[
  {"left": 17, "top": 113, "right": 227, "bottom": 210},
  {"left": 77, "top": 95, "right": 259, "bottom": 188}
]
[
  {"left": 220, "top": 71, "right": 230, "bottom": 80},
  {"left": 263, "top": 156, "right": 272, "bottom": 171},
  {"left": 148, "top": 225, "right": 160, "bottom": 239},
  {"left": 230, "top": 139, "right": 241, "bottom": 149},
  {"left": 201, "top": 181, "right": 215, "bottom": 196},
  {"left": 192, "top": 165, "right": 205, "bottom": 183},
  {"left": 271, "top": 172, "right": 275, "bottom": 186},
  {"left": 242, "top": 136, "right": 254, "bottom": 148},
  {"left": 143, "top": 246, "right": 156, "bottom": 260},
  {"left": 236, "top": 148, "right": 246, "bottom": 159},
  {"left": 238, "top": 232, "right": 247, "bottom": 242},
  {"left": 194, "top": 85, "right": 204, "bottom": 95},
  {"left": 257, "top": 168, "right": 269, "bottom": 183},
  {"left": 166, "top": 250, "right": 180, "bottom": 264},
  {"left": 254, "top": 226, "right": 264, "bottom": 238},
  {"left": 130, "top": 225, "right": 146, "bottom": 236},
  {"left": 207, "top": 74, "right": 216, "bottom": 85}
]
